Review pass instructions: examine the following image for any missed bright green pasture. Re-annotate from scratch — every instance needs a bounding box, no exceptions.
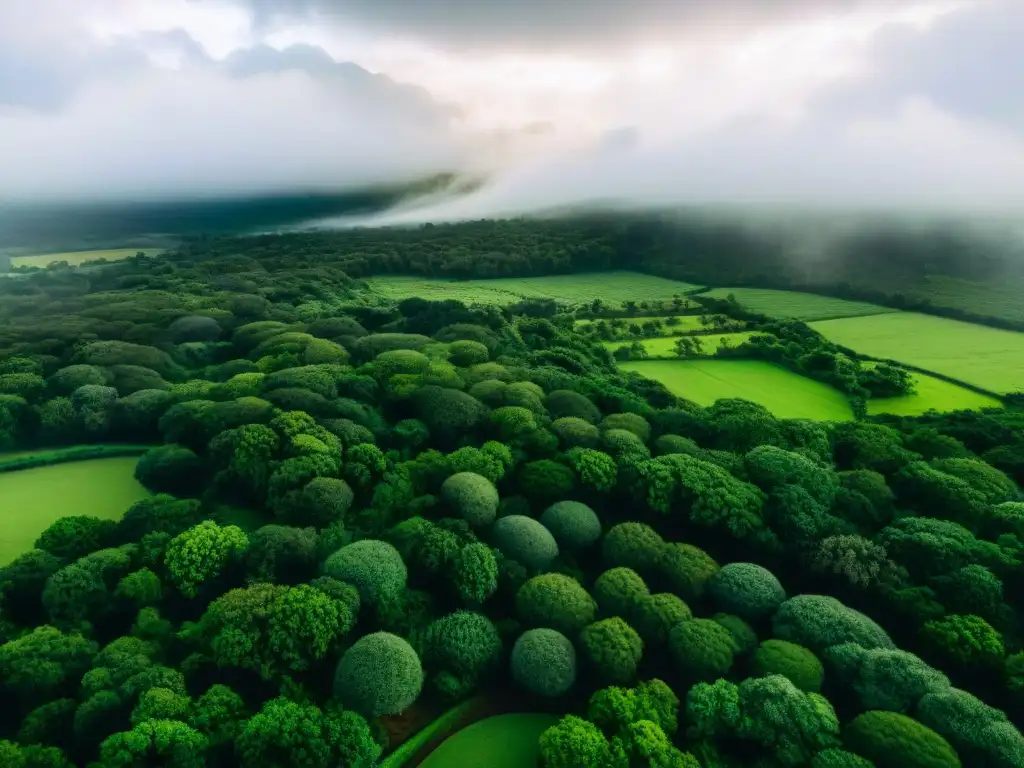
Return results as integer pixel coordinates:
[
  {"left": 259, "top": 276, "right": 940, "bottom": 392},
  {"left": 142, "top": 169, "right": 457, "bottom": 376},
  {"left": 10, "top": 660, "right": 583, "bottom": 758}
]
[
  {"left": 620, "top": 359, "right": 854, "bottom": 421},
  {"left": 419, "top": 713, "right": 558, "bottom": 768},
  {"left": 367, "top": 271, "right": 702, "bottom": 306},
  {"left": 811, "top": 313, "right": 1024, "bottom": 394},
  {"left": 11, "top": 248, "right": 162, "bottom": 268},
  {"left": 0, "top": 457, "right": 149, "bottom": 565},
  {"left": 380, "top": 698, "right": 479, "bottom": 768},
  {"left": 868, "top": 371, "right": 1003, "bottom": 417},
  {"left": 604, "top": 332, "right": 756, "bottom": 357},
  {"left": 703, "top": 287, "right": 894, "bottom": 321}
]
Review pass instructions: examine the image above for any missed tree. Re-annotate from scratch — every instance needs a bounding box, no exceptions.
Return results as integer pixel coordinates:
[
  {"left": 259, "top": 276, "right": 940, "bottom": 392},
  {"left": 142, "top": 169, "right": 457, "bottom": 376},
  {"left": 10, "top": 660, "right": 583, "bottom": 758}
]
[
  {"left": 669, "top": 619, "right": 735, "bottom": 684},
  {"left": 323, "top": 539, "right": 407, "bottom": 608},
  {"left": 752, "top": 640, "right": 823, "bottom": 693},
  {"left": 131, "top": 687, "right": 191, "bottom": 724},
  {"left": 0, "top": 626, "right": 96, "bottom": 707},
  {"left": 843, "top": 711, "right": 960, "bottom": 768},
  {"left": 539, "top": 715, "right": 613, "bottom": 768},
  {"left": 707, "top": 562, "right": 786, "bottom": 621},
  {"left": 441, "top": 472, "right": 500, "bottom": 527},
  {"left": 824, "top": 643, "right": 949, "bottom": 713},
  {"left": 511, "top": 628, "right": 577, "bottom": 697},
  {"left": 540, "top": 501, "right": 602, "bottom": 553},
  {"left": 267, "top": 584, "right": 352, "bottom": 672},
  {"left": 34, "top": 515, "right": 117, "bottom": 561},
  {"left": 297, "top": 477, "right": 354, "bottom": 527},
  {"left": 236, "top": 698, "right": 380, "bottom": 768},
  {"left": 810, "top": 535, "right": 903, "bottom": 589},
  {"left": 656, "top": 543, "right": 719, "bottom": 602},
  {"left": 450, "top": 542, "right": 498, "bottom": 606},
  {"left": 565, "top": 448, "right": 618, "bottom": 492},
  {"left": 245, "top": 524, "right": 318, "bottom": 584},
  {"left": 490, "top": 515, "right": 560, "bottom": 573},
  {"left": 634, "top": 593, "right": 692, "bottom": 647},
  {"left": 164, "top": 521, "right": 248, "bottom": 598},
  {"left": 334, "top": 632, "right": 424, "bottom": 718},
  {"left": 188, "top": 684, "right": 247, "bottom": 748},
  {"left": 773, "top": 595, "right": 894, "bottom": 654},
  {"left": 552, "top": 417, "right": 601, "bottom": 449},
  {"left": 99, "top": 719, "right": 208, "bottom": 768},
  {"left": 423, "top": 611, "right": 502, "bottom": 691},
  {"left": 593, "top": 568, "right": 649, "bottom": 622},
  {"left": 580, "top": 617, "right": 644, "bottom": 685},
  {"left": 602, "top": 523, "right": 664, "bottom": 577},
  {"left": 917, "top": 686, "right": 1024, "bottom": 768},
  {"left": 921, "top": 614, "right": 1004, "bottom": 672},
  {"left": 517, "top": 573, "right": 597, "bottom": 635},
  {"left": 520, "top": 459, "right": 577, "bottom": 505}
]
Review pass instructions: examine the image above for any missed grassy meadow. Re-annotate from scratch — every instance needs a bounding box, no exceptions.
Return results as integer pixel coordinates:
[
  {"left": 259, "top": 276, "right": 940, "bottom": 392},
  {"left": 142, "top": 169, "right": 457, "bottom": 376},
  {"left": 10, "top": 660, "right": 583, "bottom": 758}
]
[
  {"left": 868, "top": 371, "right": 1003, "bottom": 417},
  {"left": 702, "top": 287, "right": 895, "bottom": 321},
  {"left": 604, "top": 332, "right": 756, "bottom": 357},
  {"left": 367, "top": 271, "right": 702, "bottom": 306},
  {"left": 418, "top": 714, "right": 558, "bottom": 768},
  {"left": 576, "top": 314, "right": 712, "bottom": 331},
  {"left": 620, "top": 359, "right": 855, "bottom": 420},
  {"left": 891, "top": 275, "right": 1024, "bottom": 325},
  {"left": 811, "top": 312, "right": 1024, "bottom": 394},
  {"left": 0, "top": 456, "right": 149, "bottom": 565},
  {"left": 11, "top": 248, "right": 163, "bottom": 268}
]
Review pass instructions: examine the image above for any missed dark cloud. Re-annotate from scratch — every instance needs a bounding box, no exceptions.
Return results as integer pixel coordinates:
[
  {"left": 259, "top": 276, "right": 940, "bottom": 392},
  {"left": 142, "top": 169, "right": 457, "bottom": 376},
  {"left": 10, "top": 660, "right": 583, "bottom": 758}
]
[
  {"left": 815, "top": 1, "right": 1024, "bottom": 131},
  {"left": 234, "top": 0, "right": 887, "bottom": 50}
]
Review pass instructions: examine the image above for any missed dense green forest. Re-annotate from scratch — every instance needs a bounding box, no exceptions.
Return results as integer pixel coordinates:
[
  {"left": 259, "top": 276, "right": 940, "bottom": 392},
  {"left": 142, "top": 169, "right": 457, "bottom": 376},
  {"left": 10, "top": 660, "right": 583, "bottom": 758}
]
[{"left": 0, "top": 223, "right": 1023, "bottom": 767}]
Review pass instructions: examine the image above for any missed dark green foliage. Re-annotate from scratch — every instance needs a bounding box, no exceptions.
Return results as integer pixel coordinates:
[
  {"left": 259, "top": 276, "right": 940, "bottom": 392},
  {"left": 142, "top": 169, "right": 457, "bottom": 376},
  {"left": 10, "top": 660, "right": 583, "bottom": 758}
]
[
  {"left": 669, "top": 618, "right": 736, "bottom": 683},
  {"left": 334, "top": 632, "right": 424, "bottom": 718},
  {"left": 713, "top": 613, "right": 759, "bottom": 656},
  {"left": 546, "top": 390, "right": 601, "bottom": 424},
  {"left": 593, "top": 567, "right": 649, "bottom": 620},
  {"left": 579, "top": 617, "right": 643, "bottom": 684},
  {"left": 602, "top": 522, "right": 664, "bottom": 576},
  {"left": 811, "top": 749, "right": 876, "bottom": 768},
  {"left": 751, "top": 640, "right": 823, "bottom": 692},
  {"left": 601, "top": 412, "right": 651, "bottom": 442},
  {"left": 511, "top": 628, "right": 577, "bottom": 697},
  {"left": 921, "top": 614, "right": 1004, "bottom": 671},
  {"left": 844, "top": 711, "right": 960, "bottom": 768},
  {"left": 519, "top": 459, "right": 577, "bottom": 504},
  {"left": 423, "top": 611, "right": 502, "bottom": 684},
  {"left": 412, "top": 385, "right": 488, "bottom": 448},
  {"left": 824, "top": 644, "right": 949, "bottom": 713},
  {"left": 773, "top": 595, "right": 894, "bottom": 654},
  {"left": 656, "top": 542, "right": 719, "bottom": 602},
  {"left": 441, "top": 471, "right": 500, "bottom": 527},
  {"left": 551, "top": 417, "right": 601, "bottom": 448},
  {"left": 517, "top": 573, "right": 597, "bottom": 635},
  {"left": 539, "top": 715, "right": 612, "bottom": 768},
  {"left": 451, "top": 542, "right": 499, "bottom": 606},
  {"left": 134, "top": 443, "right": 206, "bottom": 495},
  {"left": 708, "top": 562, "right": 786, "bottom": 621},
  {"left": 490, "top": 515, "right": 560, "bottom": 573},
  {"left": 540, "top": 501, "right": 602, "bottom": 552},
  {"left": 323, "top": 539, "right": 407, "bottom": 607},
  {"left": 0, "top": 626, "right": 96, "bottom": 706},
  {"left": 245, "top": 524, "right": 317, "bottom": 584},
  {"left": 634, "top": 593, "right": 692, "bottom": 647},
  {"left": 117, "top": 495, "right": 204, "bottom": 541},
  {"left": 165, "top": 521, "right": 248, "bottom": 598},
  {"left": 34, "top": 515, "right": 117, "bottom": 561}
]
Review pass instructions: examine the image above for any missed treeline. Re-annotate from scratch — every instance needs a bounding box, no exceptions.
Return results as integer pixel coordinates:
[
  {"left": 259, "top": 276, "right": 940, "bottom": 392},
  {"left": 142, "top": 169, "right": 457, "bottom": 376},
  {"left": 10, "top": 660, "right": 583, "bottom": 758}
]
[{"left": 0, "top": 229, "right": 1022, "bottom": 767}]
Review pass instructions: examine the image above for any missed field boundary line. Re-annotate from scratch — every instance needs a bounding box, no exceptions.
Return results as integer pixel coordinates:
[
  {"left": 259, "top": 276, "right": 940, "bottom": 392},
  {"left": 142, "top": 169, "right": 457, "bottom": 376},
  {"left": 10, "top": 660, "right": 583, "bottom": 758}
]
[{"left": 0, "top": 444, "right": 152, "bottom": 474}]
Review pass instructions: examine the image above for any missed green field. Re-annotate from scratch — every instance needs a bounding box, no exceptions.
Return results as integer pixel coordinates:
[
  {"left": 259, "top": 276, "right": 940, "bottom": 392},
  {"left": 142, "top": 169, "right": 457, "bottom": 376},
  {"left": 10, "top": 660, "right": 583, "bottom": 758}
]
[
  {"left": 0, "top": 457, "right": 149, "bottom": 565},
  {"left": 620, "top": 359, "right": 854, "bottom": 420},
  {"left": 577, "top": 314, "right": 711, "bottom": 331},
  {"left": 703, "top": 287, "right": 895, "bottom": 321},
  {"left": 895, "top": 275, "right": 1024, "bottom": 325},
  {"left": 419, "top": 714, "right": 558, "bottom": 768},
  {"left": 604, "top": 332, "right": 756, "bottom": 357},
  {"left": 868, "top": 371, "right": 1003, "bottom": 417},
  {"left": 811, "top": 313, "right": 1024, "bottom": 394},
  {"left": 367, "top": 272, "right": 702, "bottom": 306},
  {"left": 11, "top": 248, "right": 163, "bottom": 268}
]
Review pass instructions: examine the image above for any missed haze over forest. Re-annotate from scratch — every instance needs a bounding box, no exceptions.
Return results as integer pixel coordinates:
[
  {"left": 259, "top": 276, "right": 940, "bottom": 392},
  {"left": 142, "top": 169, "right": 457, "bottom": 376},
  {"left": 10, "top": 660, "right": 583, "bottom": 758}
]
[{"left": 2, "top": 0, "right": 1023, "bottom": 235}]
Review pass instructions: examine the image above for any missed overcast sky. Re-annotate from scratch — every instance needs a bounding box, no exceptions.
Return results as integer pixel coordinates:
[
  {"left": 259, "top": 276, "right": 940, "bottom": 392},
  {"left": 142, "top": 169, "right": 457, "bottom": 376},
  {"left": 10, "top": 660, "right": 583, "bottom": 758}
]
[{"left": 1, "top": 0, "right": 1022, "bottom": 217}]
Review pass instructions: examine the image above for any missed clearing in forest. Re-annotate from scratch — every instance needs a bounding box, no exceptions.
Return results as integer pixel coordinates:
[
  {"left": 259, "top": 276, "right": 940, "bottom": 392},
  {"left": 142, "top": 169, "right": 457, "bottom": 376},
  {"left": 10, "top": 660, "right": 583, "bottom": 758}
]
[
  {"left": 620, "top": 359, "right": 854, "bottom": 421},
  {"left": 366, "top": 271, "right": 702, "bottom": 306},
  {"left": 0, "top": 457, "right": 149, "bottom": 565},
  {"left": 604, "top": 332, "right": 756, "bottom": 357},
  {"left": 11, "top": 248, "right": 163, "bottom": 268},
  {"left": 702, "top": 287, "right": 895, "bottom": 321},
  {"left": 810, "top": 312, "right": 1024, "bottom": 394},
  {"left": 418, "top": 713, "right": 558, "bottom": 768},
  {"left": 868, "top": 371, "right": 1003, "bottom": 417}
]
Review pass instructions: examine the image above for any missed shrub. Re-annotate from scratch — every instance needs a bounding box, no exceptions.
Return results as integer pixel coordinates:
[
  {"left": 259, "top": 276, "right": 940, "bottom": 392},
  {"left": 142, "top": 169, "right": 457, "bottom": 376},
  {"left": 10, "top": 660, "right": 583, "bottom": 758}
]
[
  {"left": 634, "top": 594, "right": 692, "bottom": 647},
  {"left": 656, "top": 542, "right": 720, "bottom": 602},
  {"left": 811, "top": 750, "right": 875, "bottom": 768},
  {"left": 511, "top": 628, "right": 576, "bottom": 697},
  {"left": 579, "top": 617, "right": 644, "bottom": 685},
  {"left": 600, "top": 413, "right": 651, "bottom": 442},
  {"left": 602, "top": 429, "right": 651, "bottom": 461},
  {"left": 751, "top": 640, "right": 823, "bottom": 693},
  {"left": 551, "top": 417, "right": 601, "bottom": 448},
  {"left": 519, "top": 460, "right": 577, "bottom": 505},
  {"left": 441, "top": 472, "right": 500, "bottom": 527},
  {"left": 916, "top": 686, "right": 1024, "bottom": 767},
  {"left": 712, "top": 613, "right": 759, "bottom": 656},
  {"left": 668, "top": 618, "right": 735, "bottom": 683},
  {"left": 773, "top": 595, "right": 894, "bottom": 654},
  {"left": 653, "top": 434, "right": 699, "bottom": 456},
  {"left": 517, "top": 573, "right": 597, "bottom": 635},
  {"left": 323, "top": 540, "right": 407, "bottom": 608},
  {"left": 334, "top": 632, "right": 424, "bottom": 718},
  {"left": 593, "top": 568, "right": 649, "bottom": 620},
  {"left": 448, "top": 340, "right": 490, "bottom": 366},
  {"left": 299, "top": 477, "right": 355, "bottom": 527},
  {"left": 423, "top": 611, "right": 502, "bottom": 681},
  {"left": 413, "top": 386, "right": 488, "bottom": 448},
  {"left": 134, "top": 444, "right": 206, "bottom": 495},
  {"left": 540, "top": 501, "right": 602, "bottom": 553},
  {"left": 539, "top": 715, "right": 612, "bottom": 768},
  {"left": 602, "top": 523, "right": 664, "bottom": 577},
  {"left": 546, "top": 390, "right": 601, "bottom": 424},
  {"left": 844, "top": 711, "right": 961, "bottom": 768},
  {"left": 824, "top": 644, "right": 949, "bottom": 713},
  {"left": 491, "top": 515, "right": 559, "bottom": 573},
  {"left": 920, "top": 614, "right": 1004, "bottom": 671},
  {"left": 707, "top": 562, "right": 786, "bottom": 621}
]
